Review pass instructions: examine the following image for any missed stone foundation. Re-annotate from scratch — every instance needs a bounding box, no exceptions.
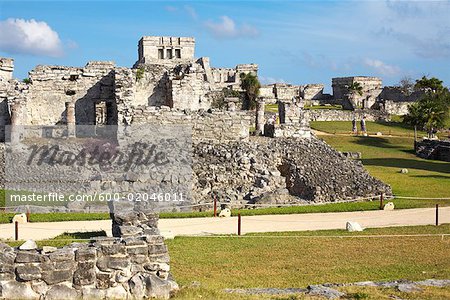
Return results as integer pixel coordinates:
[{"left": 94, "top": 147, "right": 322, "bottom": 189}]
[
  {"left": 0, "top": 211, "right": 178, "bottom": 300},
  {"left": 306, "top": 109, "right": 390, "bottom": 122}
]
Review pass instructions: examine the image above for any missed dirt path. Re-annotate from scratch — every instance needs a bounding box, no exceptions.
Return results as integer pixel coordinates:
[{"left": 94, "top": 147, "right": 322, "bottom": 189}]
[{"left": 0, "top": 207, "right": 448, "bottom": 241}]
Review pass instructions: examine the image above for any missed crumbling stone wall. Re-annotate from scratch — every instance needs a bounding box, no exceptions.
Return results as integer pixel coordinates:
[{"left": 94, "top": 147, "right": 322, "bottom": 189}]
[
  {"left": 306, "top": 109, "right": 390, "bottom": 122},
  {"left": 0, "top": 211, "right": 178, "bottom": 300},
  {"left": 416, "top": 139, "right": 450, "bottom": 162},
  {"left": 132, "top": 107, "right": 251, "bottom": 142},
  {"left": 0, "top": 58, "right": 14, "bottom": 81},
  {"left": 378, "top": 86, "right": 425, "bottom": 115},
  {"left": 25, "top": 62, "right": 115, "bottom": 125},
  {"left": 332, "top": 77, "right": 382, "bottom": 110},
  {"left": 193, "top": 137, "right": 391, "bottom": 205}
]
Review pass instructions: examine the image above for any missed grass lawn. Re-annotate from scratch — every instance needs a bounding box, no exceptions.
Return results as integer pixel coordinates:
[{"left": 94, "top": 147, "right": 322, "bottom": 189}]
[
  {"left": 319, "top": 135, "right": 450, "bottom": 205},
  {"left": 167, "top": 224, "right": 450, "bottom": 299},
  {"left": 311, "top": 120, "right": 434, "bottom": 137}
]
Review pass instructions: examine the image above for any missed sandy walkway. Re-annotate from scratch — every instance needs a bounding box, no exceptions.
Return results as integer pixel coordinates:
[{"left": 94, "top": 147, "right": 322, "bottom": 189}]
[{"left": 0, "top": 207, "right": 447, "bottom": 241}]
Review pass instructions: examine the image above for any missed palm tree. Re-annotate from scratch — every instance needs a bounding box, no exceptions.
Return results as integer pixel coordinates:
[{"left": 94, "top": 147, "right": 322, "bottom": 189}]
[
  {"left": 347, "top": 81, "right": 363, "bottom": 109},
  {"left": 240, "top": 73, "right": 261, "bottom": 110}
]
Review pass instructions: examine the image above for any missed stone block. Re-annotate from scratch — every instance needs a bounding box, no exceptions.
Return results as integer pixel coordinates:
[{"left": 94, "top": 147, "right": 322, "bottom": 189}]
[
  {"left": 45, "top": 284, "right": 79, "bottom": 300},
  {"left": 96, "top": 272, "right": 112, "bottom": 289},
  {"left": 15, "top": 264, "right": 41, "bottom": 281},
  {"left": 148, "top": 244, "right": 168, "bottom": 255},
  {"left": 0, "top": 281, "right": 40, "bottom": 300},
  {"left": 42, "top": 269, "right": 73, "bottom": 285},
  {"left": 145, "top": 274, "right": 172, "bottom": 299},
  {"left": 15, "top": 251, "right": 42, "bottom": 263},
  {"left": 101, "top": 244, "right": 126, "bottom": 255},
  {"left": 107, "top": 255, "right": 130, "bottom": 270},
  {"left": 73, "top": 261, "right": 96, "bottom": 286},
  {"left": 75, "top": 247, "right": 97, "bottom": 261},
  {"left": 49, "top": 249, "right": 75, "bottom": 262},
  {"left": 126, "top": 245, "right": 148, "bottom": 256}
]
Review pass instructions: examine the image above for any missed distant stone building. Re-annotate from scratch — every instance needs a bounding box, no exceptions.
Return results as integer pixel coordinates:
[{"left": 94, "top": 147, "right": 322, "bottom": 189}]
[{"left": 332, "top": 76, "right": 383, "bottom": 110}]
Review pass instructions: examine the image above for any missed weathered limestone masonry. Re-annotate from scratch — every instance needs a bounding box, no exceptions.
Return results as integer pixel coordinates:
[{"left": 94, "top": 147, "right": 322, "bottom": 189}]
[
  {"left": 378, "top": 86, "right": 425, "bottom": 115},
  {"left": 259, "top": 83, "right": 332, "bottom": 106},
  {"left": 332, "top": 77, "right": 383, "bottom": 110},
  {"left": 263, "top": 98, "right": 311, "bottom": 139},
  {"left": 193, "top": 137, "right": 392, "bottom": 205},
  {"left": 0, "top": 211, "right": 178, "bottom": 300},
  {"left": 0, "top": 58, "right": 14, "bottom": 81},
  {"left": 137, "top": 36, "right": 195, "bottom": 64},
  {"left": 131, "top": 106, "right": 251, "bottom": 142},
  {"left": 416, "top": 139, "right": 450, "bottom": 162},
  {"left": 26, "top": 62, "right": 116, "bottom": 125},
  {"left": 306, "top": 109, "right": 390, "bottom": 122}
]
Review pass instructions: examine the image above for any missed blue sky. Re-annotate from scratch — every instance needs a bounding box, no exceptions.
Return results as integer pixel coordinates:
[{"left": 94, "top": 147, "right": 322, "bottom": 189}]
[{"left": 1, "top": 1, "right": 449, "bottom": 91}]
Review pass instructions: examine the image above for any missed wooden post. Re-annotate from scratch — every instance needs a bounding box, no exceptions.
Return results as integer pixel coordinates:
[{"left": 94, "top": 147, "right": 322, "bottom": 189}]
[
  {"left": 379, "top": 193, "right": 384, "bottom": 210},
  {"left": 26, "top": 206, "right": 30, "bottom": 222},
  {"left": 436, "top": 204, "right": 439, "bottom": 226},
  {"left": 237, "top": 213, "right": 241, "bottom": 236},
  {"left": 213, "top": 195, "right": 217, "bottom": 218},
  {"left": 15, "top": 221, "right": 18, "bottom": 241},
  {"left": 414, "top": 126, "right": 417, "bottom": 151}
]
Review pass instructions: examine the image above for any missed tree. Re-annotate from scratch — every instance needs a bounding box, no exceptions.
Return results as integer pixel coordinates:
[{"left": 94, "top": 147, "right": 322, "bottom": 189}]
[
  {"left": 346, "top": 81, "right": 363, "bottom": 109},
  {"left": 403, "top": 88, "right": 450, "bottom": 138},
  {"left": 414, "top": 76, "right": 445, "bottom": 93},
  {"left": 397, "top": 76, "right": 414, "bottom": 95},
  {"left": 348, "top": 81, "right": 363, "bottom": 96},
  {"left": 240, "top": 73, "right": 260, "bottom": 110}
]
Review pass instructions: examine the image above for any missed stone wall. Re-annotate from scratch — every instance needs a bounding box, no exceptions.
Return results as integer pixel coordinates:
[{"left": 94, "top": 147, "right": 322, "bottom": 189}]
[
  {"left": 0, "top": 57, "right": 14, "bottom": 81},
  {"left": 332, "top": 77, "right": 382, "bottom": 109},
  {"left": 416, "top": 139, "right": 450, "bottom": 162},
  {"left": 193, "top": 137, "right": 391, "bottom": 204},
  {"left": 137, "top": 36, "right": 195, "bottom": 64},
  {"left": 378, "top": 86, "right": 425, "bottom": 115},
  {"left": 274, "top": 84, "right": 299, "bottom": 100},
  {"left": 0, "top": 211, "right": 178, "bottom": 300},
  {"left": 306, "top": 109, "right": 390, "bottom": 122},
  {"left": 131, "top": 107, "right": 251, "bottom": 142},
  {"left": 25, "top": 62, "right": 116, "bottom": 125}
]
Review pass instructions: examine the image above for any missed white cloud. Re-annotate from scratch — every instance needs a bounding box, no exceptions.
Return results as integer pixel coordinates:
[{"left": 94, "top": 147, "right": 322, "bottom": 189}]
[
  {"left": 259, "top": 76, "right": 287, "bottom": 85},
  {"left": 363, "top": 58, "right": 401, "bottom": 76},
  {"left": 184, "top": 5, "right": 198, "bottom": 20},
  {"left": 0, "top": 18, "right": 64, "bottom": 57},
  {"left": 204, "top": 16, "right": 259, "bottom": 39}
]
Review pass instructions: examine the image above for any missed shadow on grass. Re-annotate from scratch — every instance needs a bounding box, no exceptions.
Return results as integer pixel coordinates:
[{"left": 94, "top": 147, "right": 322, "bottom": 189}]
[
  {"left": 353, "top": 136, "right": 403, "bottom": 149},
  {"left": 362, "top": 158, "right": 450, "bottom": 174},
  {"left": 411, "top": 175, "right": 450, "bottom": 179},
  {"left": 57, "top": 231, "right": 107, "bottom": 239}
]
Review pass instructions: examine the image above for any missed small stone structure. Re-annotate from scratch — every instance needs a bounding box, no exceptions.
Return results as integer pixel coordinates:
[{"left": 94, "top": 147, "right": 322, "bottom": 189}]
[
  {"left": 0, "top": 58, "right": 14, "bottom": 81},
  {"left": 137, "top": 36, "right": 195, "bottom": 64},
  {"left": 0, "top": 211, "right": 178, "bottom": 299},
  {"left": 416, "top": 139, "right": 450, "bottom": 162},
  {"left": 332, "top": 77, "right": 383, "bottom": 110}
]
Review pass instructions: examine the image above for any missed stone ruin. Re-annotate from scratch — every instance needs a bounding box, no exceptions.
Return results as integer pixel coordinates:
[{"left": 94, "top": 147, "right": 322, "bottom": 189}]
[
  {"left": 0, "top": 210, "right": 178, "bottom": 300},
  {"left": 0, "top": 35, "right": 394, "bottom": 209}
]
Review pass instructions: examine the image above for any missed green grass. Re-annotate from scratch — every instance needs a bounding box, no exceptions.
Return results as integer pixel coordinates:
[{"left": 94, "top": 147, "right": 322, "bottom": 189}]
[
  {"left": 3, "top": 230, "right": 106, "bottom": 248},
  {"left": 265, "top": 103, "right": 278, "bottom": 113},
  {"left": 311, "top": 120, "right": 429, "bottom": 137},
  {"left": 319, "top": 135, "right": 450, "bottom": 203},
  {"left": 165, "top": 224, "right": 450, "bottom": 299},
  {"left": 304, "top": 104, "right": 343, "bottom": 110}
]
